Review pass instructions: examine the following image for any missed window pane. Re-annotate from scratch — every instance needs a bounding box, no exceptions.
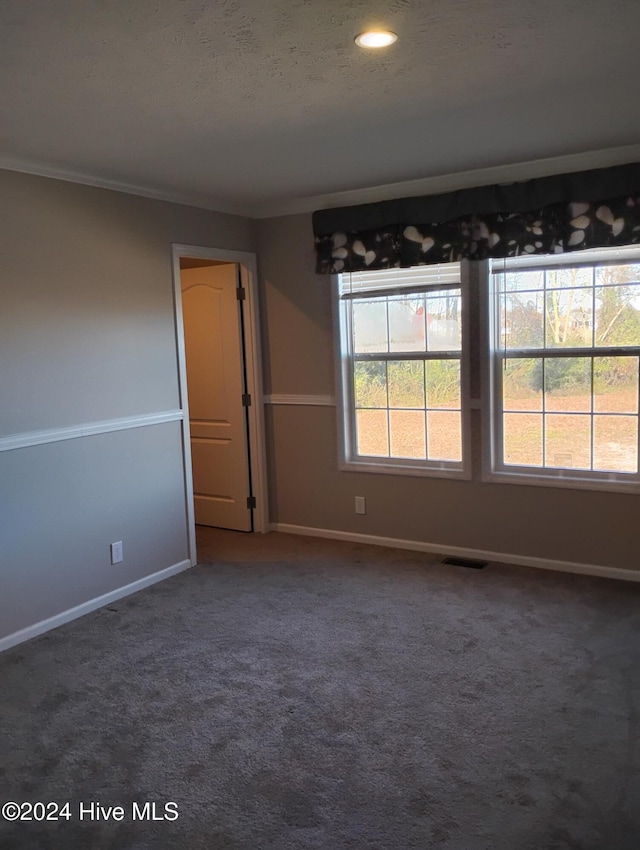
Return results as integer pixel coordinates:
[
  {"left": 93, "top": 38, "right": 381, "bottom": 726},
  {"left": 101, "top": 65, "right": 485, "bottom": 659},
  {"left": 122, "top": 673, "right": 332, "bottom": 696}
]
[
  {"left": 387, "top": 361, "right": 425, "bottom": 408},
  {"left": 426, "top": 292, "right": 461, "bottom": 351},
  {"left": 594, "top": 284, "right": 640, "bottom": 347},
  {"left": 356, "top": 409, "right": 389, "bottom": 457},
  {"left": 545, "top": 414, "right": 591, "bottom": 469},
  {"left": 426, "top": 411, "right": 461, "bottom": 461},
  {"left": 544, "top": 357, "right": 591, "bottom": 412},
  {"left": 595, "top": 263, "right": 640, "bottom": 286},
  {"left": 354, "top": 361, "right": 387, "bottom": 408},
  {"left": 389, "top": 410, "right": 426, "bottom": 459},
  {"left": 502, "top": 359, "right": 542, "bottom": 411},
  {"left": 388, "top": 295, "right": 426, "bottom": 352},
  {"left": 594, "top": 357, "right": 639, "bottom": 413},
  {"left": 593, "top": 415, "right": 638, "bottom": 473},
  {"left": 504, "top": 270, "right": 544, "bottom": 292},
  {"left": 493, "top": 253, "right": 640, "bottom": 484},
  {"left": 341, "top": 266, "right": 468, "bottom": 473},
  {"left": 503, "top": 413, "right": 543, "bottom": 466},
  {"left": 501, "top": 293, "right": 544, "bottom": 349},
  {"left": 545, "top": 289, "right": 593, "bottom": 347},
  {"left": 425, "top": 360, "right": 461, "bottom": 409},
  {"left": 353, "top": 299, "right": 388, "bottom": 353},
  {"left": 546, "top": 267, "right": 593, "bottom": 288}
]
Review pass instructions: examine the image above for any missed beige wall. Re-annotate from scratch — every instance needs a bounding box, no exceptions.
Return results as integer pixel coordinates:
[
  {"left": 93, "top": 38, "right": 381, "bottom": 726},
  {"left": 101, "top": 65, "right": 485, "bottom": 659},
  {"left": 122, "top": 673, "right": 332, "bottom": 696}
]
[
  {"left": 2, "top": 171, "right": 636, "bottom": 646},
  {"left": 258, "top": 214, "right": 334, "bottom": 397},
  {"left": 257, "top": 212, "right": 638, "bottom": 572},
  {"left": 0, "top": 169, "right": 256, "bottom": 643}
]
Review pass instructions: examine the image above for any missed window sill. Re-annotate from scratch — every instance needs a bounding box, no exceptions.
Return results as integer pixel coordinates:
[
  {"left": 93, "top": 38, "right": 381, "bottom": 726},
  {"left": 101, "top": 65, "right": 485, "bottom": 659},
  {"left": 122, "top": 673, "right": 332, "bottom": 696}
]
[
  {"left": 340, "top": 457, "right": 470, "bottom": 480},
  {"left": 482, "top": 467, "right": 640, "bottom": 495}
]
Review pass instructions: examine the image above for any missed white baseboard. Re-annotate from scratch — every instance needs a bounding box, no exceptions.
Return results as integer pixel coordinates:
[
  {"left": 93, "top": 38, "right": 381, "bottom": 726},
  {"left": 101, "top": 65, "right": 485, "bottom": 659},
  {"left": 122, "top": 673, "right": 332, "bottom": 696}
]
[
  {"left": 0, "top": 559, "right": 193, "bottom": 654},
  {"left": 271, "top": 523, "right": 640, "bottom": 584}
]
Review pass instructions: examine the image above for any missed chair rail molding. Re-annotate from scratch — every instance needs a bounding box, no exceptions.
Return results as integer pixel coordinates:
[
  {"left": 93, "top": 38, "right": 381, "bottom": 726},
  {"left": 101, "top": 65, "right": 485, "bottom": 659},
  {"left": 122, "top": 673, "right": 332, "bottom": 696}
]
[
  {"left": 0, "top": 410, "right": 184, "bottom": 453},
  {"left": 264, "top": 394, "right": 336, "bottom": 406}
]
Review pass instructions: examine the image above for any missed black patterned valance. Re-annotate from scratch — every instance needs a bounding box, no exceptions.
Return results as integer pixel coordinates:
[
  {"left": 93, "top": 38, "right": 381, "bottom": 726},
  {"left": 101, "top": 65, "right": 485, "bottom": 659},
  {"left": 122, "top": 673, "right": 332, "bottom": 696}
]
[{"left": 313, "top": 162, "right": 640, "bottom": 274}]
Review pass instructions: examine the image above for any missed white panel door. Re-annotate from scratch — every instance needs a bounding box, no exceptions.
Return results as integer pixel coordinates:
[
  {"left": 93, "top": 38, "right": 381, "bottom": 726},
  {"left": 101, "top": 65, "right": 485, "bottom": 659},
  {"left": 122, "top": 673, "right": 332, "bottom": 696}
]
[{"left": 181, "top": 264, "right": 252, "bottom": 531}]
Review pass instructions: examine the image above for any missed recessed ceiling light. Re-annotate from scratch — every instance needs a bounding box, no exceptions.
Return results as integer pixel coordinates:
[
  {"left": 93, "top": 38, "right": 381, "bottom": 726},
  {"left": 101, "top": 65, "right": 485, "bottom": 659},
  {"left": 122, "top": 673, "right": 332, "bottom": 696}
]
[{"left": 355, "top": 30, "right": 398, "bottom": 49}]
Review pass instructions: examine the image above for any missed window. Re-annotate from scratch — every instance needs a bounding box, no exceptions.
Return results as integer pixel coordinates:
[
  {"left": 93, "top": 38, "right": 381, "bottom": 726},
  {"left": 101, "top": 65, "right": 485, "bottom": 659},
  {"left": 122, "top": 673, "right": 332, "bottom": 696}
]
[
  {"left": 336, "top": 264, "right": 469, "bottom": 477},
  {"left": 487, "top": 246, "right": 640, "bottom": 490},
  {"left": 335, "top": 246, "right": 640, "bottom": 492}
]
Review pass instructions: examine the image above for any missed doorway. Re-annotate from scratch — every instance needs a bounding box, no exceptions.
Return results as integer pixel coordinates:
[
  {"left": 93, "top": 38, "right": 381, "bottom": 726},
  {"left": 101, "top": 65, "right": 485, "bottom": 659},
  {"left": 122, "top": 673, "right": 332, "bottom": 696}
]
[{"left": 172, "top": 245, "right": 268, "bottom": 563}]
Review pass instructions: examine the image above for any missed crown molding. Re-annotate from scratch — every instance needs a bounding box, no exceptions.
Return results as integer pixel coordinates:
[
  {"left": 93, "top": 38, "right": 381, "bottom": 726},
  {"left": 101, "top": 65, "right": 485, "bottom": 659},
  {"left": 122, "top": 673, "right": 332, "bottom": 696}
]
[
  {"left": 0, "top": 155, "right": 251, "bottom": 218},
  {"left": 2, "top": 144, "right": 639, "bottom": 222},
  {"left": 252, "top": 144, "right": 640, "bottom": 219}
]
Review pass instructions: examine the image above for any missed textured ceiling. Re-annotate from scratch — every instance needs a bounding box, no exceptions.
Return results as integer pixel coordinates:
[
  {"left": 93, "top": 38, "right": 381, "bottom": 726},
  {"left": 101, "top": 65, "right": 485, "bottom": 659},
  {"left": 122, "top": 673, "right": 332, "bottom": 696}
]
[{"left": 1, "top": 0, "right": 639, "bottom": 216}]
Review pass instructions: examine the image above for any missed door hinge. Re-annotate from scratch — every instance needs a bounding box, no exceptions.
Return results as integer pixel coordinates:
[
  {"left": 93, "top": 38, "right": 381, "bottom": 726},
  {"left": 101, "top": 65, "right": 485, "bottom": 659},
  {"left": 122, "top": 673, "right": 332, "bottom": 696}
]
[
  {"left": 247, "top": 496, "right": 256, "bottom": 509},
  {"left": 242, "top": 393, "right": 251, "bottom": 407},
  {"left": 236, "top": 286, "right": 246, "bottom": 301}
]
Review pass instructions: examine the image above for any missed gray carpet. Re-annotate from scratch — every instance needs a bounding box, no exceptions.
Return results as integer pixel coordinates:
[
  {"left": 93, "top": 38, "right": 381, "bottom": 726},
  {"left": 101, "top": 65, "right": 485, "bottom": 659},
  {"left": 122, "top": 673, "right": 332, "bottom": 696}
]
[{"left": 1, "top": 527, "right": 639, "bottom": 850}]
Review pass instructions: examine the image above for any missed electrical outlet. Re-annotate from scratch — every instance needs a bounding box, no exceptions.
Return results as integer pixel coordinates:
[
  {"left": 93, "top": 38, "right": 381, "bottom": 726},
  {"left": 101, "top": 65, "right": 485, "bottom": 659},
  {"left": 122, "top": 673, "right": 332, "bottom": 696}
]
[
  {"left": 110, "top": 541, "right": 123, "bottom": 564},
  {"left": 355, "top": 496, "right": 366, "bottom": 515}
]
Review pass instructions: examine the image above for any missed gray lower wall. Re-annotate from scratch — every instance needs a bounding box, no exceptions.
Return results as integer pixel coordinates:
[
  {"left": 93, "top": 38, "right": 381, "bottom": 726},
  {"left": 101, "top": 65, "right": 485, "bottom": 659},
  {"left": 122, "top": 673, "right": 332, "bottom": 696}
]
[
  {"left": 258, "top": 213, "right": 639, "bottom": 573},
  {"left": 0, "top": 169, "right": 256, "bottom": 642},
  {"left": 1, "top": 423, "right": 188, "bottom": 638}
]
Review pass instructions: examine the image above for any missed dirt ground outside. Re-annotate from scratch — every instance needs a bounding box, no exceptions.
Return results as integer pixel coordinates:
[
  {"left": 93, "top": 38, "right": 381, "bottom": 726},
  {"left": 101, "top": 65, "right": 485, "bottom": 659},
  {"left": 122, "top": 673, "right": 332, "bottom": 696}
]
[{"left": 356, "top": 388, "right": 638, "bottom": 473}]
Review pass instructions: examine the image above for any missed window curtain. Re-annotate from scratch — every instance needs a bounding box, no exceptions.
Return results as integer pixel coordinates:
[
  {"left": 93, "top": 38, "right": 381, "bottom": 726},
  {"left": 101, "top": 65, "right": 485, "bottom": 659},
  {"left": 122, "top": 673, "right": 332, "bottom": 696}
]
[{"left": 313, "top": 162, "right": 640, "bottom": 274}]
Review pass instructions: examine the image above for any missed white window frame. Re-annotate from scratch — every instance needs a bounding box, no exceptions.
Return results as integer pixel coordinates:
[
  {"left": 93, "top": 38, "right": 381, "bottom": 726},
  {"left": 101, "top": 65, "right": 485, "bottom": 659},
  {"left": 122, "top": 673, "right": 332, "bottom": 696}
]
[
  {"left": 481, "top": 246, "right": 640, "bottom": 494},
  {"left": 334, "top": 264, "right": 471, "bottom": 479}
]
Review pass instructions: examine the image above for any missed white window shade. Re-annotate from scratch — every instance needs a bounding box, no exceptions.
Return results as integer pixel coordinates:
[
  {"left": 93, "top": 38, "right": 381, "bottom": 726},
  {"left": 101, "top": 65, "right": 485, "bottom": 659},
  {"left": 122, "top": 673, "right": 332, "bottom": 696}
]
[
  {"left": 491, "top": 244, "right": 640, "bottom": 274},
  {"left": 340, "top": 263, "right": 461, "bottom": 298}
]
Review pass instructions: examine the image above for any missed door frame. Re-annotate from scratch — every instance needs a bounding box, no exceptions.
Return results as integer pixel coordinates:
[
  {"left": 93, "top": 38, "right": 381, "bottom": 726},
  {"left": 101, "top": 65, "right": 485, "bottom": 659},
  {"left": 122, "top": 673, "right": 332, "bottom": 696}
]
[{"left": 171, "top": 244, "right": 269, "bottom": 563}]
